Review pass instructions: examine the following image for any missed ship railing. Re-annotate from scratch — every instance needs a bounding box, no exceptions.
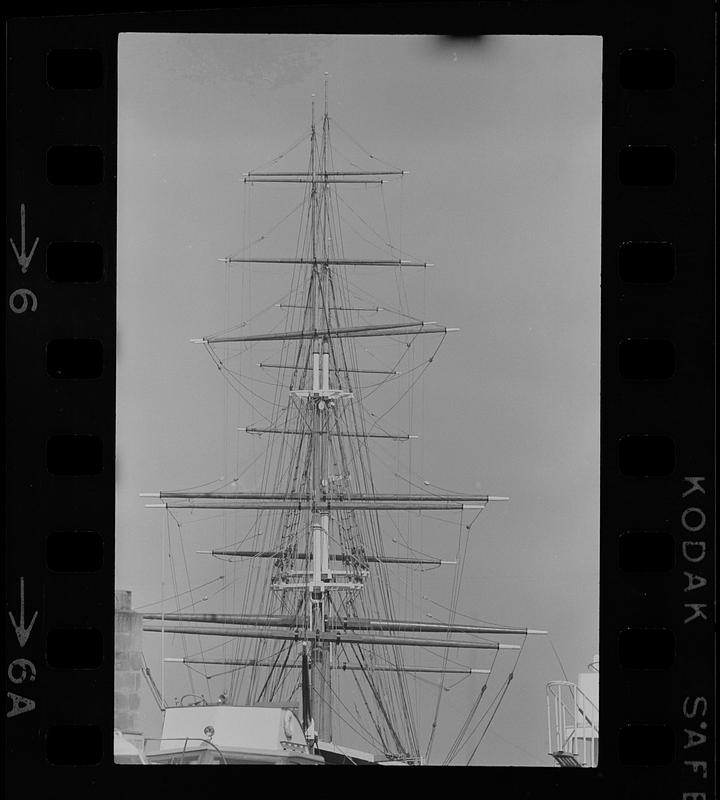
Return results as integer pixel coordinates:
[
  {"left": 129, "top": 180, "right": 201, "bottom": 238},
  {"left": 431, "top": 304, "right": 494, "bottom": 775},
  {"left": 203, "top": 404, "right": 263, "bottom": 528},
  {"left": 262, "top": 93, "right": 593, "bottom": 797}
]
[
  {"left": 546, "top": 681, "right": 598, "bottom": 767},
  {"left": 143, "top": 736, "right": 228, "bottom": 764}
]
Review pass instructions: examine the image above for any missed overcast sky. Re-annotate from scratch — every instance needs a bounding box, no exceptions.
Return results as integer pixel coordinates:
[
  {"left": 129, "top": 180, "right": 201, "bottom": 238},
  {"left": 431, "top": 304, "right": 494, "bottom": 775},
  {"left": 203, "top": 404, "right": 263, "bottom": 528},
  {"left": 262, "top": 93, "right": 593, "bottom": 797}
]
[{"left": 116, "top": 33, "right": 601, "bottom": 765}]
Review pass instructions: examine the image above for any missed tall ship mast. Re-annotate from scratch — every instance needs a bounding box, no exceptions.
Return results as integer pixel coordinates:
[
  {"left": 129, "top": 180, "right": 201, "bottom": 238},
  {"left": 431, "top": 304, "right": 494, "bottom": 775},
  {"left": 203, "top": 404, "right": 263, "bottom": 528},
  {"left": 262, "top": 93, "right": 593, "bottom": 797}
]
[{"left": 139, "top": 82, "right": 545, "bottom": 766}]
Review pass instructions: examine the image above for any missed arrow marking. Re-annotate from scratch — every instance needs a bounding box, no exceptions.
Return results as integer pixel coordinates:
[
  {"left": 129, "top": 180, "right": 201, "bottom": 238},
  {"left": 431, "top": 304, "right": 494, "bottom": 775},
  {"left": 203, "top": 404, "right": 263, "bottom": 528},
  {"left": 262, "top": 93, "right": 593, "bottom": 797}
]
[
  {"left": 8, "top": 577, "right": 38, "bottom": 647},
  {"left": 9, "top": 204, "right": 40, "bottom": 274}
]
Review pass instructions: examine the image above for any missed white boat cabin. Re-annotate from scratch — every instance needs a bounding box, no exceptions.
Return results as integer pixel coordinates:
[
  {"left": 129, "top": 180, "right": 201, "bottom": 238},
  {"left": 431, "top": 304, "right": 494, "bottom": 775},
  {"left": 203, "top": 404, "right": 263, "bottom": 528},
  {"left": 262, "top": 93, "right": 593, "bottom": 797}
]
[{"left": 146, "top": 705, "right": 323, "bottom": 765}]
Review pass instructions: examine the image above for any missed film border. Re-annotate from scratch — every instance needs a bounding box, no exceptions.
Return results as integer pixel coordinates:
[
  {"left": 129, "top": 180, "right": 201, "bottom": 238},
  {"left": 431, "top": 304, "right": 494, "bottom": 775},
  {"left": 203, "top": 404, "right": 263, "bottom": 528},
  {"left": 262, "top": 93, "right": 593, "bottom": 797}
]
[{"left": 4, "top": 3, "right": 715, "bottom": 797}]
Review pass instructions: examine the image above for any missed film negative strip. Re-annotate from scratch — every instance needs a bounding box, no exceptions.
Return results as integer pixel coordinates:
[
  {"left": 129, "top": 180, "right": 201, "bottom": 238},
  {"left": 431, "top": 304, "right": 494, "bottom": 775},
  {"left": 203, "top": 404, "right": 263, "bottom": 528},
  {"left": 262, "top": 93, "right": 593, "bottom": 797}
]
[{"left": 5, "top": 4, "right": 714, "bottom": 795}]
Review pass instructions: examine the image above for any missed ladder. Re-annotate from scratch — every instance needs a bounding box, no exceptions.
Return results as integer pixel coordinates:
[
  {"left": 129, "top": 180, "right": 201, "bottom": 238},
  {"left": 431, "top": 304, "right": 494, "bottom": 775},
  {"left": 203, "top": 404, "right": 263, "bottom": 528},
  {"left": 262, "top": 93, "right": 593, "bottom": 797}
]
[{"left": 546, "top": 680, "right": 599, "bottom": 767}]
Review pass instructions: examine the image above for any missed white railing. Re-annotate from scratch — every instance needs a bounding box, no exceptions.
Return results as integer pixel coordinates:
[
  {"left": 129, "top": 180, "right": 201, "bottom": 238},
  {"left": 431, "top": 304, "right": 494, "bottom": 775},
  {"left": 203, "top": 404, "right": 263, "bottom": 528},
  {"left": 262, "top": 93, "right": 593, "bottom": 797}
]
[
  {"left": 546, "top": 681, "right": 598, "bottom": 767},
  {"left": 143, "top": 737, "right": 228, "bottom": 764}
]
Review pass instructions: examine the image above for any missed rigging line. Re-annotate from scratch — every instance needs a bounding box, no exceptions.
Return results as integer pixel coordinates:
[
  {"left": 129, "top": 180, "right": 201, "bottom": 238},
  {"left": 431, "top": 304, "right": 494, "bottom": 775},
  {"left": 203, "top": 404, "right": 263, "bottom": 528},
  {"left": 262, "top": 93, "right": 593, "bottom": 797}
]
[
  {"left": 345, "top": 278, "right": 424, "bottom": 332},
  {"left": 170, "top": 512, "right": 210, "bottom": 697},
  {"left": 423, "top": 616, "right": 503, "bottom": 646},
  {"left": 349, "top": 356, "right": 429, "bottom": 394},
  {"left": 391, "top": 459, "right": 456, "bottom": 492},
  {"left": 266, "top": 649, "right": 301, "bottom": 704},
  {"left": 425, "top": 511, "right": 471, "bottom": 762},
  {"left": 185, "top": 639, "right": 289, "bottom": 664},
  {"left": 182, "top": 662, "right": 250, "bottom": 685},
  {"left": 335, "top": 199, "right": 428, "bottom": 272},
  {"left": 255, "top": 643, "right": 292, "bottom": 703},
  {"left": 170, "top": 560, "right": 254, "bottom": 613},
  {"left": 343, "top": 275, "right": 424, "bottom": 323},
  {"left": 443, "top": 648, "right": 499, "bottom": 764},
  {"left": 461, "top": 677, "right": 520, "bottom": 767},
  {"left": 311, "top": 675, "right": 387, "bottom": 754},
  {"left": 443, "top": 673, "right": 473, "bottom": 691},
  {"left": 355, "top": 356, "right": 433, "bottom": 394},
  {"left": 204, "top": 292, "right": 295, "bottom": 341},
  {"left": 382, "top": 512, "right": 447, "bottom": 564},
  {"left": 354, "top": 638, "right": 478, "bottom": 675},
  {"left": 463, "top": 636, "right": 528, "bottom": 765},
  {"left": 341, "top": 643, "right": 405, "bottom": 754},
  {"left": 220, "top": 366, "right": 301, "bottom": 391},
  {"left": 548, "top": 636, "right": 569, "bottom": 682},
  {"left": 172, "top": 513, "right": 227, "bottom": 526},
  {"left": 446, "top": 684, "right": 507, "bottom": 764},
  {"left": 330, "top": 406, "right": 412, "bottom": 442},
  {"left": 383, "top": 586, "right": 481, "bottom": 665},
  {"left": 485, "top": 728, "right": 546, "bottom": 765},
  {"left": 173, "top": 512, "right": 263, "bottom": 552},
  {"left": 380, "top": 184, "right": 394, "bottom": 253},
  {"left": 367, "top": 338, "right": 442, "bottom": 407},
  {"left": 139, "top": 592, "right": 218, "bottom": 615},
  {"left": 329, "top": 393, "right": 405, "bottom": 470},
  {"left": 212, "top": 353, "right": 289, "bottom": 399},
  {"left": 329, "top": 140, "right": 375, "bottom": 174},
  {"left": 161, "top": 495, "right": 239, "bottom": 518},
  {"left": 442, "top": 680, "right": 494, "bottom": 767},
  {"left": 366, "top": 335, "right": 446, "bottom": 431},
  {"left": 413, "top": 513, "right": 466, "bottom": 527},
  {"left": 406, "top": 315, "right": 415, "bottom": 624},
  {"left": 208, "top": 353, "right": 285, "bottom": 425},
  {"left": 392, "top": 203, "right": 412, "bottom": 335},
  {"left": 422, "top": 479, "right": 486, "bottom": 497},
  {"left": 465, "top": 507, "right": 486, "bottom": 530},
  {"left": 168, "top": 476, "right": 233, "bottom": 494},
  {"left": 235, "top": 209, "right": 250, "bottom": 565},
  {"left": 193, "top": 666, "right": 270, "bottom": 681},
  {"left": 165, "top": 511, "right": 196, "bottom": 697},
  {"left": 245, "top": 128, "right": 311, "bottom": 174},
  {"left": 235, "top": 432, "right": 288, "bottom": 488},
  {"left": 330, "top": 116, "right": 403, "bottom": 171},
  {"left": 140, "top": 652, "right": 164, "bottom": 710},
  {"left": 391, "top": 473, "right": 479, "bottom": 499},
  {"left": 347, "top": 565, "right": 419, "bottom": 749},
  {"left": 337, "top": 211, "right": 398, "bottom": 259},
  {"left": 222, "top": 264, "right": 232, "bottom": 633},
  {"left": 175, "top": 511, "right": 213, "bottom": 699},
  {"left": 422, "top": 596, "right": 529, "bottom": 631},
  {"left": 206, "top": 313, "right": 286, "bottom": 355},
  {"left": 134, "top": 575, "right": 225, "bottom": 610},
  {"left": 226, "top": 199, "right": 306, "bottom": 257}
]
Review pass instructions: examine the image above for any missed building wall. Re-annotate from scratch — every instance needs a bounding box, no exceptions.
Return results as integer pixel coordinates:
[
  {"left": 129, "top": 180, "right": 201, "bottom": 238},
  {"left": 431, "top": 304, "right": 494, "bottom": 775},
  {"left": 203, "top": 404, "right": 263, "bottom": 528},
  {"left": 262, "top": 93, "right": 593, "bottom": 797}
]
[{"left": 114, "top": 589, "right": 143, "bottom": 735}]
